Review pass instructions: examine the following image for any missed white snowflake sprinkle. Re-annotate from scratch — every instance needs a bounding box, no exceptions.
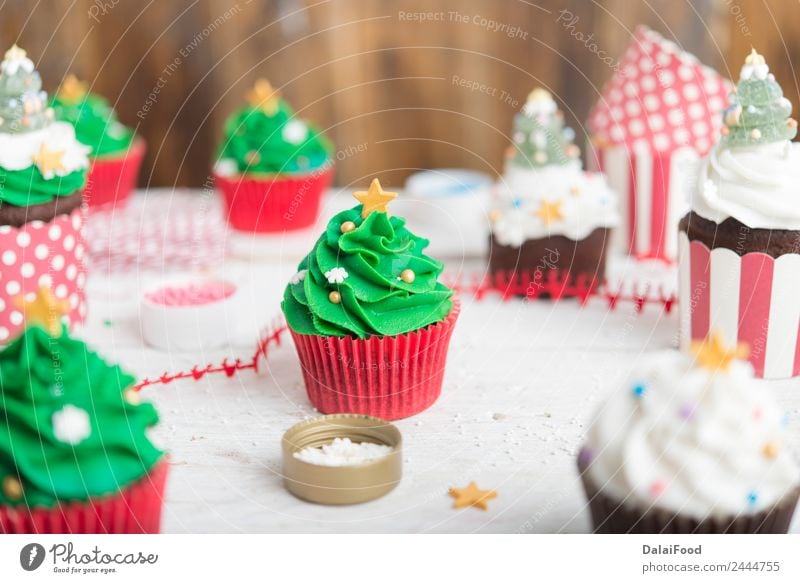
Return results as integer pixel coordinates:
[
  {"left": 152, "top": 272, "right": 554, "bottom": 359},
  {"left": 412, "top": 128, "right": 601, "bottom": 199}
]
[
  {"left": 282, "top": 120, "right": 308, "bottom": 145},
  {"left": 325, "top": 267, "right": 349, "bottom": 284},
  {"left": 290, "top": 269, "right": 308, "bottom": 284},
  {"left": 52, "top": 405, "right": 91, "bottom": 445}
]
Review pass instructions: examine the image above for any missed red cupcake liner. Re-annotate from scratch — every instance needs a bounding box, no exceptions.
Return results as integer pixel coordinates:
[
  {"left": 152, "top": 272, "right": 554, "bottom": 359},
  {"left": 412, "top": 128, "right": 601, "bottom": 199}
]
[
  {"left": 214, "top": 165, "right": 333, "bottom": 233},
  {"left": 85, "top": 138, "right": 146, "bottom": 209},
  {"left": 289, "top": 302, "right": 460, "bottom": 420},
  {"left": 0, "top": 461, "right": 168, "bottom": 534},
  {"left": 0, "top": 206, "right": 87, "bottom": 342}
]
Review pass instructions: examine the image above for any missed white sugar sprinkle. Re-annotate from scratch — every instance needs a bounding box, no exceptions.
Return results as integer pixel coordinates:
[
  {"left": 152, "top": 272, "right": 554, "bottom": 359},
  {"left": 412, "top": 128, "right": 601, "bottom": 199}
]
[{"left": 294, "top": 437, "right": 393, "bottom": 467}]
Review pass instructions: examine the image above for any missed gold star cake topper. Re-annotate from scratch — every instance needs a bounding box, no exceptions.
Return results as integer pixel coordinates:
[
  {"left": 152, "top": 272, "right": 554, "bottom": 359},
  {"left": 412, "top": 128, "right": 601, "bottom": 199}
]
[
  {"left": 4, "top": 44, "right": 27, "bottom": 61},
  {"left": 353, "top": 178, "right": 397, "bottom": 218},
  {"left": 14, "top": 285, "right": 71, "bottom": 337},
  {"left": 57, "top": 73, "right": 87, "bottom": 104},
  {"left": 534, "top": 200, "right": 564, "bottom": 226},
  {"left": 691, "top": 331, "right": 749, "bottom": 373},
  {"left": 32, "top": 143, "right": 66, "bottom": 177},
  {"left": 246, "top": 78, "right": 280, "bottom": 116},
  {"left": 527, "top": 87, "right": 552, "bottom": 103},
  {"left": 449, "top": 482, "right": 497, "bottom": 511},
  {"left": 745, "top": 48, "right": 766, "bottom": 67}
]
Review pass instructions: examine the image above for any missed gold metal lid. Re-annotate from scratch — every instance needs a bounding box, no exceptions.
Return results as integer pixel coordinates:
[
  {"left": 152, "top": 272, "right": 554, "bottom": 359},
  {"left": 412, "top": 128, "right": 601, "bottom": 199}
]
[{"left": 281, "top": 414, "right": 402, "bottom": 505}]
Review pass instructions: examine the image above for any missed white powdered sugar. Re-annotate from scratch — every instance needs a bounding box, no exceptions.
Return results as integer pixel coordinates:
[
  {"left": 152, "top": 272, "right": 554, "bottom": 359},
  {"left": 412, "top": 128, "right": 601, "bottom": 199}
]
[{"left": 294, "top": 437, "right": 393, "bottom": 467}]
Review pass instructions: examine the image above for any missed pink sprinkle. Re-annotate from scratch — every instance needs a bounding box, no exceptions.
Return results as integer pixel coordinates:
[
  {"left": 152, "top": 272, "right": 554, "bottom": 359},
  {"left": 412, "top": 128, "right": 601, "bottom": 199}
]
[
  {"left": 145, "top": 281, "right": 235, "bottom": 306},
  {"left": 649, "top": 481, "right": 665, "bottom": 497},
  {"left": 753, "top": 408, "right": 763, "bottom": 421}
]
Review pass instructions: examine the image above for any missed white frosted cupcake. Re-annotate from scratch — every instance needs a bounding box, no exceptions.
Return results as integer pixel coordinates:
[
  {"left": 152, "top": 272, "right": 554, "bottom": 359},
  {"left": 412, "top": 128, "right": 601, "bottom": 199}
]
[{"left": 578, "top": 333, "right": 800, "bottom": 533}]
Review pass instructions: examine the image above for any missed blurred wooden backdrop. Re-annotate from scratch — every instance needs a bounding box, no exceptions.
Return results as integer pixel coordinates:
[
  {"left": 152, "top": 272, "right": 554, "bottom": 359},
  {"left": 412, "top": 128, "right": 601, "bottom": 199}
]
[{"left": 1, "top": 0, "right": 797, "bottom": 187}]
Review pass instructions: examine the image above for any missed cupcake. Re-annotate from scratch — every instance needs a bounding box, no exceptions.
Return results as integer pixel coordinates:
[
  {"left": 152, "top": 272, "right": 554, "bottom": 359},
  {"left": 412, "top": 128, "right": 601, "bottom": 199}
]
[
  {"left": 587, "top": 26, "right": 731, "bottom": 262},
  {"left": 51, "top": 74, "right": 145, "bottom": 208},
  {"left": 578, "top": 333, "right": 800, "bottom": 534},
  {"left": 214, "top": 79, "right": 334, "bottom": 233},
  {"left": 679, "top": 51, "right": 800, "bottom": 379},
  {"left": 0, "top": 286, "right": 168, "bottom": 533},
  {"left": 0, "top": 45, "right": 90, "bottom": 343},
  {"left": 489, "top": 88, "right": 618, "bottom": 295},
  {"left": 282, "top": 178, "right": 458, "bottom": 420}
]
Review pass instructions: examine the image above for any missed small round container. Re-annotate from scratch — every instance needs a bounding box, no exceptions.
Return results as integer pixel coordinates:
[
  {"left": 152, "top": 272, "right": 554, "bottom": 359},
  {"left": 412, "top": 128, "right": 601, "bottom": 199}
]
[
  {"left": 139, "top": 277, "right": 238, "bottom": 352},
  {"left": 281, "top": 414, "right": 402, "bottom": 505}
]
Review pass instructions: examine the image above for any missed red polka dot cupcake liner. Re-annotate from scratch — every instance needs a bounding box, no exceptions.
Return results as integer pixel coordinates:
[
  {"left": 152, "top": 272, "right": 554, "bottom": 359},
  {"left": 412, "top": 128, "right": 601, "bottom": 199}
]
[
  {"left": 289, "top": 302, "right": 460, "bottom": 421},
  {"left": 214, "top": 165, "right": 333, "bottom": 233},
  {"left": 0, "top": 206, "right": 87, "bottom": 342},
  {"left": 0, "top": 461, "right": 168, "bottom": 534},
  {"left": 85, "top": 138, "right": 146, "bottom": 209}
]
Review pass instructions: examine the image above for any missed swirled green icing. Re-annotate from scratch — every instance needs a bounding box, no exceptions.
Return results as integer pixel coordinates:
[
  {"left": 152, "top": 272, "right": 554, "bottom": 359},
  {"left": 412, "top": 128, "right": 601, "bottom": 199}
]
[
  {"left": 282, "top": 206, "right": 454, "bottom": 338},
  {"left": 0, "top": 325, "right": 163, "bottom": 507},
  {"left": 217, "top": 99, "right": 332, "bottom": 174},
  {"left": 0, "top": 165, "right": 86, "bottom": 206},
  {"left": 51, "top": 93, "right": 134, "bottom": 157}
]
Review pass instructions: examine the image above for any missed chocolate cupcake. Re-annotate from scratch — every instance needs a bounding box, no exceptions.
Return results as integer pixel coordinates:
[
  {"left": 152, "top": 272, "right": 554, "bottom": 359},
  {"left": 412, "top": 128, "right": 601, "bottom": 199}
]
[
  {"left": 489, "top": 89, "right": 618, "bottom": 295},
  {"left": 578, "top": 334, "right": 800, "bottom": 534},
  {"left": 679, "top": 50, "right": 800, "bottom": 378}
]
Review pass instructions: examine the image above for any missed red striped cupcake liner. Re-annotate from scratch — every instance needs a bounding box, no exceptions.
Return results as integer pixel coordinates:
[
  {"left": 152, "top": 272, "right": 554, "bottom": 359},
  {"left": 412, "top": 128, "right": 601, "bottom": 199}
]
[
  {"left": 289, "top": 302, "right": 460, "bottom": 420},
  {"left": 85, "top": 138, "right": 146, "bottom": 209},
  {"left": 0, "top": 460, "right": 168, "bottom": 534},
  {"left": 214, "top": 165, "right": 333, "bottom": 233}
]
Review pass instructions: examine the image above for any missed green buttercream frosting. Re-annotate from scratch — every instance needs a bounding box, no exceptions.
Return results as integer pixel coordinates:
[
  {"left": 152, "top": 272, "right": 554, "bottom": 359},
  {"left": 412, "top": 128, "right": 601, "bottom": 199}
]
[
  {"left": 282, "top": 205, "right": 454, "bottom": 339},
  {"left": 0, "top": 324, "right": 163, "bottom": 507},
  {"left": 217, "top": 90, "right": 332, "bottom": 175},
  {"left": 0, "top": 166, "right": 86, "bottom": 206},
  {"left": 721, "top": 50, "right": 797, "bottom": 148},
  {"left": 51, "top": 88, "right": 135, "bottom": 157}
]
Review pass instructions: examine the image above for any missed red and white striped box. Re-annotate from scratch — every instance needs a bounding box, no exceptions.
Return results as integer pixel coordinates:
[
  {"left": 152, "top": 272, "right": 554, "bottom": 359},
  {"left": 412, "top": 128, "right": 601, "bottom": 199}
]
[
  {"left": 587, "top": 26, "right": 731, "bottom": 262},
  {"left": 0, "top": 207, "right": 87, "bottom": 341},
  {"left": 678, "top": 232, "right": 800, "bottom": 379}
]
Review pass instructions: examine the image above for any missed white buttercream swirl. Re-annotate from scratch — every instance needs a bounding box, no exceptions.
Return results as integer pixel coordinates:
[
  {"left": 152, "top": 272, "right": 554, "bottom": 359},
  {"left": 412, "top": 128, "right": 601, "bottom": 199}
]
[
  {"left": 491, "top": 161, "right": 619, "bottom": 245},
  {"left": 0, "top": 121, "right": 89, "bottom": 177},
  {"left": 691, "top": 140, "right": 800, "bottom": 229},
  {"left": 582, "top": 350, "right": 799, "bottom": 519}
]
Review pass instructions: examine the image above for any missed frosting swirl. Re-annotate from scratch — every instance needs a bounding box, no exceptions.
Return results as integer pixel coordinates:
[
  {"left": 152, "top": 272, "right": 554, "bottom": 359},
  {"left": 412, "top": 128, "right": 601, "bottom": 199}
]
[
  {"left": 282, "top": 205, "right": 454, "bottom": 338},
  {"left": 581, "top": 350, "right": 799, "bottom": 519},
  {"left": 0, "top": 324, "right": 163, "bottom": 507}
]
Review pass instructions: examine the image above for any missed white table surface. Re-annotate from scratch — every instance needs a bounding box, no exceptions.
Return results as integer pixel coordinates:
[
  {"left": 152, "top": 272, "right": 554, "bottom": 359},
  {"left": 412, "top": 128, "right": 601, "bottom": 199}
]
[{"left": 82, "top": 190, "right": 800, "bottom": 533}]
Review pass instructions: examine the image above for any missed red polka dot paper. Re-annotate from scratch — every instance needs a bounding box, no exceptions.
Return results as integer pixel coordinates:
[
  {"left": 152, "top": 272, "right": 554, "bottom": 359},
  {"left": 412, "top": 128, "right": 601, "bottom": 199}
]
[
  {"left": 0, "top": 207, "right": 87, "bottom": 341},
  {"left": 588, "top": 26, "right": 732, "bottom": 155}
]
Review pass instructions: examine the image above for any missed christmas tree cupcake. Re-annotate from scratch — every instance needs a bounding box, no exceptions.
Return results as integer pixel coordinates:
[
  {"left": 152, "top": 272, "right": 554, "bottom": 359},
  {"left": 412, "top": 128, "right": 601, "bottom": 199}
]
[
  {"left": 214, "top": 79, "right": 334, "bottom": 233},
  {"left": 0, "top": 45, "right": 90, "bottom": 342},
  {"left": 578, "top": 333, "right": 800, "bottom": 533},
  {"left": 282, "top": 179, "right": 458, "bottom": 420},
  {"left": 489, "top": 89, "right": 618, "bottom": 294},
  {"left": 679, "top": 50, "right": 800, "bottom": 379},
  {"left": 51, "top": 74, "right": 145, "bottom": 208},
  {"left": 0, "top": 286, "right": 168, "bottom": 533}
]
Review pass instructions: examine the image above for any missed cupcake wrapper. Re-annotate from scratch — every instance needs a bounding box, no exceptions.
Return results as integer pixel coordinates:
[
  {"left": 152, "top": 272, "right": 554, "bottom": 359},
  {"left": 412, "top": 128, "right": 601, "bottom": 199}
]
[
  {"left": 0, "top": 206, "right": 87, "bottom": 342},
  {"left": 578, "top": 457, "right": 800, "bottom": 534},
  {"left": 0, "top": 461, "right": 168, "bottom": 534},
  {"left": 85, "top": 138, "right": 146, "bottom": 209},
  {"left": 215, "top": 166, "right": 333, "bottom": 233},
  {"left": 678, "top": 232, "right": 800, "bottom": 379},
  {"left": 588, "top": 143, "right": 693, "bottom": 263},
  {"left": 487, "top": 269, "right": 601, "bottom": 300},
  {"left": 289, "top": 302, "right": 460, "bottom": 420}
]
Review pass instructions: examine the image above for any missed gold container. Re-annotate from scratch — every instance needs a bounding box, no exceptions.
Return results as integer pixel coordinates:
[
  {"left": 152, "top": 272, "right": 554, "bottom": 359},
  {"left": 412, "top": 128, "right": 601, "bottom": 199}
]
[{"left": 281, "top": 414, "right": 402, "bottom": 505}]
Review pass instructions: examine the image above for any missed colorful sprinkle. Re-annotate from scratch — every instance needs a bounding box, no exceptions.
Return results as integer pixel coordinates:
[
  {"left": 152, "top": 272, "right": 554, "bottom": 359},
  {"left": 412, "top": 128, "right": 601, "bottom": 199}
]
[
  {"left": 679, "top": 403, "right": 696, "bottom": 420},
  {"left": 753, "top": 408, "right": 763, "bottom": 421},
  {"left": 511, "top": 198, "right": 523, "bottom": 209},
  {"left": 746, "top": 491, "right": 758, "bottom": 506},
  {"left": 632, "top": 383, "right": 646, "bottom": 398},
  {"left": 649, "top": 481, "right": 666, "bottom": 497},
  {"left": 578, "top": 447, "right": 594, "bottom": 467},
  {"left": 762, "top": 441, "right": 779, "bottom": 459}
]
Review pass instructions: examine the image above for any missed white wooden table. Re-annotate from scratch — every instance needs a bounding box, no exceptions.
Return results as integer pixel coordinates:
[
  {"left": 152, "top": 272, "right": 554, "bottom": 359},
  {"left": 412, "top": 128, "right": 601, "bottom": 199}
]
[{"left": 82, "top": 190, "right": 800, "bottom": 533}]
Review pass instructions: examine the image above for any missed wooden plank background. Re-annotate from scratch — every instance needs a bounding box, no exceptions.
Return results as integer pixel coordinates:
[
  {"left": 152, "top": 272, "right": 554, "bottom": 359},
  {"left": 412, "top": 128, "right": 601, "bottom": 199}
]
[{"left": 0, "top": 0, "right": 796, "bottom": 187}]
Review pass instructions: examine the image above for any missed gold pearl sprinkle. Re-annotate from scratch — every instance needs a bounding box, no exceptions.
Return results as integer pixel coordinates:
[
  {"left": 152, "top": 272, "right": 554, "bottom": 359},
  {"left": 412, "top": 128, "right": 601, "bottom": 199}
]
[
  {"left": 2, "top": 475, "right": 22, "bottom": 500},
  {"left": 763, "top": 441, "right": 779, "bottom": 459},
  {"left": 329, "top": 291, "right": 341, "bottom": 304},
  {"left": 245, "top": 150, "right": 261, "bottom": 165},
  {"left": 340, "top": 221, "right": 356, "bottom": 234},
  {"left": 124, "top": 389, "right": 141, "bottom": 406},
  {"left": 400, "top": 269, "right": 416, "bottom": 284}
]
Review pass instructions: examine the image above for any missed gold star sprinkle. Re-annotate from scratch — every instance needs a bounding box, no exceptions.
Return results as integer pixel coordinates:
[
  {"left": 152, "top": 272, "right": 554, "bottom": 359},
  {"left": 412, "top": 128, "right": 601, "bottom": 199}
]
[
  {"left": 353, "top": 178, "right": 397, "bottom": 218},
  {"left": 246, "top": 78, "right": 280, "bottom": 116},
  {"left": 449, "top": 482, "right": 497, "bottom": 511},
  {"left": 534, "top": 200, "right": 564, "bottom": 226},
  {"left": 745, "top": 48, "right": 766, "bottom": 67},
  {"left": 763, "top": 441, "right": 779, "bottom": 459},
  {"left": 57, "top": 74, "right": 87, "bottom": 104},
  {"left": 691, "top": 331, "right": 749, "bottom": 373},
  {"left": 32, "top": 143, "right": 66, "bottom": 177},
  {"left": 4, "top": 44, "right": 26, "bottom": 61},
  {"left": 13, "top": 285, "right": 71, "bottom": 337}
]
